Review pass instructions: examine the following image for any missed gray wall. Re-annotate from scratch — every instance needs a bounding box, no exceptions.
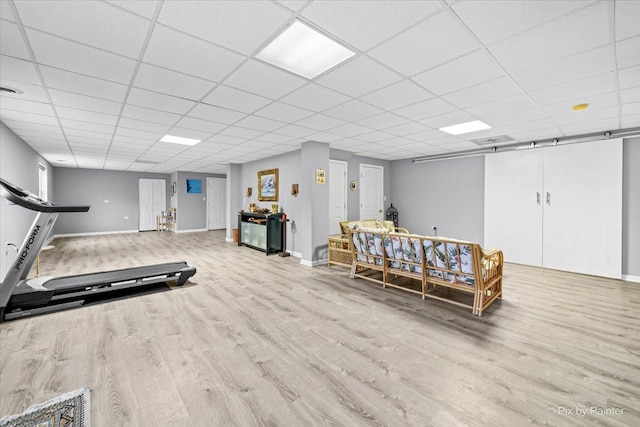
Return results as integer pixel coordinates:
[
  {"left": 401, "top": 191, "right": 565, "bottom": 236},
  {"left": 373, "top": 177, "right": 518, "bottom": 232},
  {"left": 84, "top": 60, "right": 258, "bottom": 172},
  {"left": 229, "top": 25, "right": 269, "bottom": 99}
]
[
  {"left": 389, "top": 155, "right": 485, "bottom": 243},
  {"left": 175, "top": 172, "right": 225, "bottom": 231},
  {"left": 0, "top": 122, "right": 53, "bottom": 281},
  {"left": 240, "top": 149, "right": 303, "bottom": 256},
  {"left": 301, "top": 141, "right": 330, "bottom": 263},
  {"left": 52, "top": 168, "right": 169, "bottom": 234},
  {"left": 623, "top": 137, "right": 640, "bottom": 277}
]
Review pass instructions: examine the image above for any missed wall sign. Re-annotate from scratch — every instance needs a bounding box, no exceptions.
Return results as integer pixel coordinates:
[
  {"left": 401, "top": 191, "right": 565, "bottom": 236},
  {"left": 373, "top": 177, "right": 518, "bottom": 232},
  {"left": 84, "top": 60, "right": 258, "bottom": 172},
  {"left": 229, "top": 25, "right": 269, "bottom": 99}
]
[{"left": 315, "top": 169, "right": 326, "bottom": 184}]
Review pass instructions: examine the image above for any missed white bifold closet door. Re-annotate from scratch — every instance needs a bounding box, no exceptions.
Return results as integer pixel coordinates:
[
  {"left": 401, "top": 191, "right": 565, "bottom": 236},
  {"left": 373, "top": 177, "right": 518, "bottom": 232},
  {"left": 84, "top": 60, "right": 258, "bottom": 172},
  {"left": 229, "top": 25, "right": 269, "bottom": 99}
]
[
  {"left": 139, "top": 178, "right": 166, "bottom": 231},
  {"left": 485, "top": 138, "right": 622, "bottom": 278}
]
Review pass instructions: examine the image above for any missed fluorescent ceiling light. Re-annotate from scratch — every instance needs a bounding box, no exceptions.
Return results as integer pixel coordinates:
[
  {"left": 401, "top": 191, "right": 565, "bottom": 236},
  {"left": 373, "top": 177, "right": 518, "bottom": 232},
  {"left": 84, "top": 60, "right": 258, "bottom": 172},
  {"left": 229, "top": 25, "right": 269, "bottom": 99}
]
[
  {"left": 439, "top": 120, "right": 491, "bottom": 135},
  {"left": 160, "top": 135, "right": 201, "bottom": 146},
  {"left": 256, "top": 20, "right": 355, "bottom": 79}
]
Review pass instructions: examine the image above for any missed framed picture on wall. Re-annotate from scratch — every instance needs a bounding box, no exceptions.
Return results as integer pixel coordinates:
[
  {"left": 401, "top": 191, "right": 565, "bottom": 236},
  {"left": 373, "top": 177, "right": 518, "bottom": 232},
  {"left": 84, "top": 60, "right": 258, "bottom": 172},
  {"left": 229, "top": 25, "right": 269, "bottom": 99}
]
[
  {"left": 186, "top": 179, "right": 201, "bottom": 194},
  {"left": 258, "top": 168, "right": 278, "bottom": 201}
]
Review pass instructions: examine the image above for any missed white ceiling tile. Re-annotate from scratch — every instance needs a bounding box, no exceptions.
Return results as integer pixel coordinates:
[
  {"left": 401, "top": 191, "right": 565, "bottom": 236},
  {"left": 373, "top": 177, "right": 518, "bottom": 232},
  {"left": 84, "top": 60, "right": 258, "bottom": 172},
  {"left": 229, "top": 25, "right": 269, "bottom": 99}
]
[
  {"left": 619, "top": 65, "right": 640, "bottom": 90},
  {"left": 255, "top": 102, "right": 314, "bottom": 122},
  {"left": 158, "top": 0, "right": 292, "bottom": 55},
  {"left": 0, "top": 109, "right": 58, "bottom": 126},
  {"left": 559, "top": 117, "right": 619, "bottom": 134},
  {"left": 1, "top": 120, "right": 61, "bottom": 134},
  {"left": 203, "top": 85, "right": 271, "bottom": 113},
  {"left": 466, "top": 94, "right": 538, "bottom": 118},
  {"left": 412, "top": 49, "right": 505, "bottom": 96},
  {"left": 206, "top": 133, "right": 246, "bottom": 145},
  {"left": 394, "top": 98, "right": 458, "bottom": 121},
  {"left": 106, "top": 0, "right": 159, "bottom": 19},
  {"left": 500, "top": 118, "right": 560, "bottom": 134},
  {"left": 49, "top": 89, "right": 122, "bottom": 115},
  {"left": 165, "top": 127, "right": 213, "bottom": 141},
  {"left": 119, "top": 117, "right": 170, "bottom": 133},
  {"left": 316, "top": 56, "right": 402, "bottom": 97},
  {"left": 615, "top": 0, "right": 640, "bottom": 41},
  {"left": 55, "top": 106, "right": 118, "bottom": 126},
  {"left": 1, "top": 97, "right": 53, "bottom": 116},
  {"left": 355, "top": 112, "right": 410, "bottom": 131},
  {"left": 144, "top": 25, "right": 245, "bottom": 82},
  {"left": 622, "top": 101, "right": 640, "bottom": 115},
  {"left": 272, "top": 124, "right": 316, "bottom": 138},
  {"left": 0, "top": 21, "right": 30, "bottom": 60},
  {"left": 133, "top": 63, "right": 215, "bottom": 101},
  {"left": 489, "top": 2, "right": 610, "bottom": 73},
  {"left": 487, "top": 108, "right": 550, "bottom": 127},
  {"left": 541, "top": 92, "right": 618, "bottom": 117},
  {"left": 554, "top": 105, "right": 618, "bottom": 126},
  {"left": 512, "top": 46, "right": 613, "bottom": 92},
  {"left": 234, "top": 115, "right": 285, "bottom": 132},
  {"left": 323, "top": 99, "right": 384, "bottom": 122},
  {"left": 383, "top": 122, "right": 431, "bottom": 137},
  {"left": 329, "top": 123, "right": 371, "bottom": 138},
  {"left": 127, "top": 87, "right": 196, "bottom": 114},
  {"left": 0, "top": 2, "right": 15, "bottom": 21},
  {"left": 219, "top": 126, "right": 264, "bottom": 139},
  {"left": 616, "top": 35, "right": 640, "bottom": 69},
  {"left": 173, "top": 116, "right": 228, "bottom": 134},
  {"left": 26, "top": 29, "right": 137, "bottom": 84},
  {"left": 40, "top": 65, "right": 128, "bottom": 102},
  {"left": 280, "top": 83, "right": 350, "bottom": 112},
  {"left": 306, "top": 131, "right": 343, "bottom": 143},
  {"left": 294, "top": 114, "right": 346, "bottom": 131},
  {"left": 356, "top": 131, "right": 395, "bottom": 142},
  {"left": 369, "top": 11, "right": 479, "bottom": 76},
  {"left": 622, "top": 113, "right": 640, "bottom": 127},
  {"left": 121, "top": 104, "right": 181, "bottom": 125},
  {"left": 622, "top": 87, "right": 640, "bottom": 104},
  {"left": 527, "top": 72, "right": 616, "bottom": 106},
  {"left": 361, "top": 80, "right": 433, "bottom": 110},
  {"left": 252, "top": 133, "right": 295, "bottom": 144},
  {"left": 16, "top": 0, "right": 149, "bottom": 58},
  {"left": 60, "top": 118, "right": 115, "bottom": 134},
  {"left": 275, "top": 1, "right": 308, "bottom": 13},
  {"left": 0, "top": 81, "right": 48, "bottom": 103},
  {"left": 225, "top": 59, "right": 307, "bottom": 99},
  {"left": 442, "top": 77, "right": 522, "bottom": 108},
  {"left": 301, "top": 0, "right": 442, "bottom": 51},
  {"left": 0, "top": 55, "right": 40, "bottom": 85},
  {"left": 452, "top": 0, "right": 595, "bottom": 45},
  {"left": 419, "top": 110, "right": 477, "bottom": 129},
  {"left": 188, "top": 103, "right": 247, "bottom": 125}
]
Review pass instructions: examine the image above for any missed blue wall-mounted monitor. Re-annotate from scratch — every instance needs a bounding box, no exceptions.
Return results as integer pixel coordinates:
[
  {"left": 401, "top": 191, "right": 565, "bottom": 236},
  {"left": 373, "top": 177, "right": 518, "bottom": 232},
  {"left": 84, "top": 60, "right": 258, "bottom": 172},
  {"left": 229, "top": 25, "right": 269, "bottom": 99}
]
[{"left": 186, "top": 179, "right": 202, "bottom": 194}]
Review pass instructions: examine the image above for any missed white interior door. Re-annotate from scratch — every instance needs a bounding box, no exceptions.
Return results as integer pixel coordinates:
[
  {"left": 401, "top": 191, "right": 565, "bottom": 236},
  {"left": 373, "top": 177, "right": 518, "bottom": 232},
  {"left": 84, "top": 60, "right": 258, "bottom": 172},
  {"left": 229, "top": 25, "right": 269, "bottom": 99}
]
[
  {"left": 359, "top": 164, "right": 384, "bottom": 220},
  {"left": 485, "top": 149, "right": 544, "bottom": 266},
  {"left": 207, "top": 177, "right": 227, "bottom": 230},
  {"left": 329, "top": 160, "right": 347, "bottom": 235},
  {"left": 542, "top": 139, "right": 622, "bottom": 278},
  {"left": 139, "top": 179, "right": 166, "bottom": 231}
]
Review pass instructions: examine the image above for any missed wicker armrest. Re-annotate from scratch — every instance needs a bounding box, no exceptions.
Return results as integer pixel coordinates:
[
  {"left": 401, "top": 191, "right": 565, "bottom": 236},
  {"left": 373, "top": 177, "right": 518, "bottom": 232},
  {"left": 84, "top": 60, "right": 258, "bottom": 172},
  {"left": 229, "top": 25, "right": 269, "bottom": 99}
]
[{"left": 395, "top": 227, "right": 410, "bottom": 234}]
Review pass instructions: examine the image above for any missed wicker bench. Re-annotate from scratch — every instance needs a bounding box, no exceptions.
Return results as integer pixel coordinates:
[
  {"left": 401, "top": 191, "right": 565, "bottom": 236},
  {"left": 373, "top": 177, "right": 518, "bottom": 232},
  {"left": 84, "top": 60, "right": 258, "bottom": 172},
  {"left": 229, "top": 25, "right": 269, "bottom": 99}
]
[{"left": 348, "top": 229, "right": 503, "bottom": 316}]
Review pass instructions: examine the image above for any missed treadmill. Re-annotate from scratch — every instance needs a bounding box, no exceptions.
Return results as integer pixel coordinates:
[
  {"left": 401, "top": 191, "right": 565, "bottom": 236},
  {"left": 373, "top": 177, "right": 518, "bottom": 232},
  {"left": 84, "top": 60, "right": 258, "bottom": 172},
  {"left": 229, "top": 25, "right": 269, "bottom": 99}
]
[{"left": 0, "top": 177, "right": 196, "bottom": 321}]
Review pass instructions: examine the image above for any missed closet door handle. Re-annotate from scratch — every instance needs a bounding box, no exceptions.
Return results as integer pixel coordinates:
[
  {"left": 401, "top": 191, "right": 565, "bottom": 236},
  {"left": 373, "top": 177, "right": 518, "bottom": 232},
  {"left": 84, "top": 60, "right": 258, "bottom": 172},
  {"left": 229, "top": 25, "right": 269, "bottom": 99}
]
[
  {"left": 536, "top": 192, "right": 540, "bottom": 204},
  {"left": 546, "top": 192, "right": 551, "bottom": 205}
]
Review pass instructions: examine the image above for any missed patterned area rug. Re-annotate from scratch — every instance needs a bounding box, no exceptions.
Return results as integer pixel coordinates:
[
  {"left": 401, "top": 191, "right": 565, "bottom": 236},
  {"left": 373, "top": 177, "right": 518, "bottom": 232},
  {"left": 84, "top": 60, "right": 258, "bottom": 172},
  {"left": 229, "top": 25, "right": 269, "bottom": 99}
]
[{"left": 1, "top": 387, "right": 90, "bottom": 427}]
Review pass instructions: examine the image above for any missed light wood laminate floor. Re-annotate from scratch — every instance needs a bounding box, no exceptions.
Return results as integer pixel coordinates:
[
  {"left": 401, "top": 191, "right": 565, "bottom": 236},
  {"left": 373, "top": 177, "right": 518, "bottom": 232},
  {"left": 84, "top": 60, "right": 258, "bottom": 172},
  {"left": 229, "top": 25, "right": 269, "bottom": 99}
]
[{"left": 1, "top": 230, "right": 639, "bottom": 426}]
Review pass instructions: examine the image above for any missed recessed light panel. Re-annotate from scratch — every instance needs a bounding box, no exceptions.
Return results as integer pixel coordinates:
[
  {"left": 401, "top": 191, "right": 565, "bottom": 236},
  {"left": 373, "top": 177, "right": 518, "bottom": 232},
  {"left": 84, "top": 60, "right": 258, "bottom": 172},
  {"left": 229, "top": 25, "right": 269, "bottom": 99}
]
[
  {"left": 160, "top": 135, "right": 201, "bottom": 146},
  {"left": 439, "top": 120, "right": 491, "bottom": 135},
  {"left": 256, "top": 20, "right": 355, "bottom": 79}
]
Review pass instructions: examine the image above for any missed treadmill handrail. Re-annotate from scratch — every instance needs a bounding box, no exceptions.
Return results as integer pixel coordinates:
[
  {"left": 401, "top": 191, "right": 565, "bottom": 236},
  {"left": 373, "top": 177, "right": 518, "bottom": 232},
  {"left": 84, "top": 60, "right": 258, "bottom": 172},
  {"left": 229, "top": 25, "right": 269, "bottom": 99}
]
[{"left": 0, "top": 177, "right": 89, "bottom": 213}]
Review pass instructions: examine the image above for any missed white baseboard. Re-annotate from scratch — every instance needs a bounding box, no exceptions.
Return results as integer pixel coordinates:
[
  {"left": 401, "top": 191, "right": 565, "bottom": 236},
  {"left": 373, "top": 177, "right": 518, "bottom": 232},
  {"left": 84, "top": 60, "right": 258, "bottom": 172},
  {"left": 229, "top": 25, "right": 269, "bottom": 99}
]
[
  {"left": 225, "top": 237, "right": 234, "bottom": 243},
  {"left": 622, "top": 274, "right": 640, "bottom": 283},
  {"left": 290, "top": 250, "right": 302, "bottom": 258},
  {"left": 300, "top": 258, "right": 328, "bottom": 267},
  {"left": 53, "top": 230, "right": 139, "bottom": 238},
  {"left": 174, "top": 228, "right": 207, "bottom": 234}
]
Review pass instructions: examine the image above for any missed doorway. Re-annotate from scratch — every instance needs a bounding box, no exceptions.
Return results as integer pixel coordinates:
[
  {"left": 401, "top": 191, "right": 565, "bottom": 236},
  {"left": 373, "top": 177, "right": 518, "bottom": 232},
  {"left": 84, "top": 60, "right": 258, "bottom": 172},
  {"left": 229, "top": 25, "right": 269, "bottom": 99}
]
[
  {"left": 139, "top": 178, "right": 166, "bottom": 231},
  {"left": 359, "top": 164, "right": 384, "bottom": 220},
  {"left": 329, "top": 160, "right": 347, "bottom": 235},
  {"left": 207, "top": 177, "right": 227, "bottom": 230}
]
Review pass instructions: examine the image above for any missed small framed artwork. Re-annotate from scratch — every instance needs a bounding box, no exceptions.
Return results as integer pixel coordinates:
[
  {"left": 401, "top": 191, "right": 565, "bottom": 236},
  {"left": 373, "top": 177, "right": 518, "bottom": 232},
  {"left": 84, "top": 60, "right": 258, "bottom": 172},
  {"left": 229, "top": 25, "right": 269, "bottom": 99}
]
[
  {"left": 350, "top": 180, "right": 357, "bottom": 191},
  {"left": 258, "top": 168, "right": 278, "bottom": 201},
  {"left": 186, "top": 179, "right": 202, "bottom": 194},
  {"left": 315, "top": 169, "right": 326, "bottom": 184}
]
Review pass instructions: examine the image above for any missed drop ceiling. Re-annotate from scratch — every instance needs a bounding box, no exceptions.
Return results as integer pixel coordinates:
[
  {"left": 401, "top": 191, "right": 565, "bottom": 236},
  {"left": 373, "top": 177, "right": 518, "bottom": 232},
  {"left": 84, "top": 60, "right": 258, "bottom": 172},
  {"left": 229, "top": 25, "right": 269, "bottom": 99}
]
[{"left": 0, "top": 0, "right": 638, "bottom": 174}]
